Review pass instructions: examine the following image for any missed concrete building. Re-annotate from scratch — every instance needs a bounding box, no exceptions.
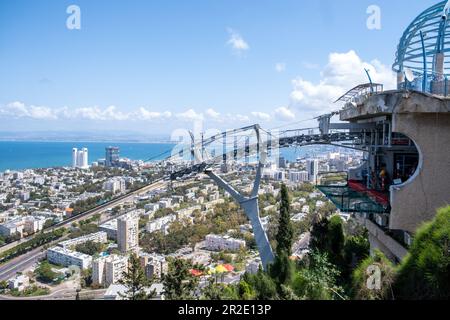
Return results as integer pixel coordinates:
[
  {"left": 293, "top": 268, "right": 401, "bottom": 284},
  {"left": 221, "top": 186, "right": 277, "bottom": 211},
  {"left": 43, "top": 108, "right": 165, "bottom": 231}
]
[
  {"left": 288, "top": 171, "right": 309, "bottom": 183},
  {"left": 316, "top": 2, "right": 450, "bottom": 262},
  {"left": 47, "top": 247, "right": 92, "bottom": 270},
  {"left": 205, "top": 234, "right": 246, "bottom": 252},
  {"left": 307, "top": 159, "right": 319, "bottom": 184},
  {"left": 99, "top": 219, "right": 118, "bottom": 240},
  {"left": 146, "top": 214, "right": 176, "bottom": 234},
  {"left": 103, "top": 178, "right": 126, "bottom": 194},
  {"left": 117, "top": 212, "right": 139, "bottom": 253},
  {"left": 8, "top": 274, "right": 30, "bottom": 292},
  {"left": 105, "top": 147, "right": 120, "bottom": 168},
  {"left": 140, "top": 254, "right": 167, "bottom": 279},
  {"left": 72, "top": 147, "right": 89, "bottom": 169},
  {"left": 92, "top": 254, "right": 128, "bottom": 287},
  {"left": 58, "top": 231, "right": 108, "bottom": 249}
]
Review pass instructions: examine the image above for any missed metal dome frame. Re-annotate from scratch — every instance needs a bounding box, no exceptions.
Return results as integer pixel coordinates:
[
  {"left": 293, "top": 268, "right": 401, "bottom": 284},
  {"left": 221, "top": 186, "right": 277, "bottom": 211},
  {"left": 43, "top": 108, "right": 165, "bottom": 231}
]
[{"left": 393, "top": 1, "right": 450, "bottom": 77}]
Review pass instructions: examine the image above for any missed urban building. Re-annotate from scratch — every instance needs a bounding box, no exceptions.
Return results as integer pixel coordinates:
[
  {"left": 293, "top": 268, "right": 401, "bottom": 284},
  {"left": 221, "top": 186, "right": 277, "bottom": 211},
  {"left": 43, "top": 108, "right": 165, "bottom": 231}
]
[
  {"left": 72, "top": 148, "right": 89, "bottom": 169},
  {"left": 105, "top": 147, "right": 120, "bottom": 168},
  {"left": 103, "top": 178, "right": 126, "bottom": 194},
  {"left": 307, "top": 159, "right": 319, "bottom": 184},
  {"left": 47, "top": 246, "right": 92, "bottom": 270},
  {"left": 117, "top": 212, "right": 139, "bottom": 253},
  {"left": 8, "top": 274, "right": 30, "bottom": 292},
  {"left": 58, "top": 231, "right": 108, "bottom": 249},
  {"left": 92, "top": 254, "right": 128, "bottom": 287},
  {"left": 205, "top": 234, "right": 246, "bottom": 252}
]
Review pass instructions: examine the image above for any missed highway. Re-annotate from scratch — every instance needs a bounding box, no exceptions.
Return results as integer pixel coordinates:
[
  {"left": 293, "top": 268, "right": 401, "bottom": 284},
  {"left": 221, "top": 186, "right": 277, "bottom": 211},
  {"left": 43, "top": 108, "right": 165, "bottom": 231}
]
[{"left": 0, "top": 179, "right": 167, "bottom": 282}]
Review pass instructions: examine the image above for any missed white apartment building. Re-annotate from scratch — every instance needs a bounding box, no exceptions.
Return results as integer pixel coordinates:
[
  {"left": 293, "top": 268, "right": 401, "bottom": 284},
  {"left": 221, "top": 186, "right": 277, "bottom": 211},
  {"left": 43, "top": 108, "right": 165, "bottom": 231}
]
[
  {"left": 144, "top": 203, "right": 159, "bottom": 213},
  {"left": 157, "top": 198, "right": 172, "bottom": 209},
  {"left": 205, "top": 234, "right": 246, "bottom": 252},
  {"left": 117, "top": 212, "right": 139, "bottom": 253},
  {"left": 72, "top": 148, "right": 89, "bottom": 169},
  {"left": 208, "top": 191, "right": 220, "bottom": 202},
  {"left": 0, "top": 218, "right": 25, "bottom": 237},
  {"left": 58, "top": 231, "right": 108, "bottom": 249},
  {"left": 8, "top": 274, "right": 30, "bottom": 292},
  {"left": 146, "top": 214, "right": 176, "bottom": 234},
  {"left": 99, "top": 219, "right": 118, "bottom": 240},
  {"left": 140, "top": 253, "right": 167, "bottom": 279},
  {"left": 103, "top": 178, "right": 126, "bottom": 194},
  {"left": 47, "top": 246, "right": 93, "bottom": 270},
  {"left": 92, "top": 254, "right": 128, "bottom": 287},
  {"left": 288, "top": 171, "right": 309, "bottom": 183}
]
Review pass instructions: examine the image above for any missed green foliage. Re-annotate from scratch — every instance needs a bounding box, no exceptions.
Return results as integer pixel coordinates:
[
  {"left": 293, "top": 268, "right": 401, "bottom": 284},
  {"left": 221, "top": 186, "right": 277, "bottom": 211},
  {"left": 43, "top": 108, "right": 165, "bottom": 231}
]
[
  {"left": 275, "top": 184, "right": 294, "bottom": 256},
  {"left": 74, "top": 241, "right": 106, "bottom": 256},
  {"left": 237, "top": 280, "right": 257, "bottom": 300},
  {"left": 292, "top": 251, "right": 344, "bottom": 300},
  {"left": 69, "top": 223, "right": 99, "bottom": 239},
  {"left": 0, "top": 229, "right": 66, "bottom": 265},
  {"left": 35, "top": 261, "right": 58, "bottom": 283},
  {"left": 394, "top": 206, "right": 450, "bottom": 300},
  {"left": 119, "top": 253, "right": 155, "bottom": 300},
  {"left": 200, "top": 278, "right": 240, "bottom": 300},
  {"left": 351, "top": 249, "right": 395, "bottom": 300},
  {"left": 310, "top": 215, "right": 346, "bottom": 268},
  {"left": 242, "top": 269, "right": 278, "bottom": 300},
  {"left": 269, "top": 251, "right": 295, "bottom": 293},
  {"left": 9, "top": 285, "right": 50, "bottom": 297},
  {"left": 0, "top": 280, "right": 8, "bottom": 290},
  {"left": 162, "top": 258, "right": 199, "bottom": 300}
]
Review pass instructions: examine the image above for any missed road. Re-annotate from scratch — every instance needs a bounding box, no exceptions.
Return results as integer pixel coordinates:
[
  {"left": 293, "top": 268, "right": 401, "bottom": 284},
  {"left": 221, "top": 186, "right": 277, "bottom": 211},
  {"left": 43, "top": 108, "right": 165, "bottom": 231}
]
[
  {"left": 0, "top": 247, "right": 45, "bottom": 281},
  {"left": 0, "top": 288, "right": 107, "bottom": 300},
  {"left": 0, "top": 180, "right": 167, "bottom": 281}
]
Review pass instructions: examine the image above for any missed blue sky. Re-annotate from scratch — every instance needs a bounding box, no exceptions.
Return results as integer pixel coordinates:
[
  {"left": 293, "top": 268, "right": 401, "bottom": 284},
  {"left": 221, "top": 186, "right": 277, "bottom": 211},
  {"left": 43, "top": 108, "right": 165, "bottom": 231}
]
[{"left": 0, "top": 0, "right": 440, "bottom": 136}]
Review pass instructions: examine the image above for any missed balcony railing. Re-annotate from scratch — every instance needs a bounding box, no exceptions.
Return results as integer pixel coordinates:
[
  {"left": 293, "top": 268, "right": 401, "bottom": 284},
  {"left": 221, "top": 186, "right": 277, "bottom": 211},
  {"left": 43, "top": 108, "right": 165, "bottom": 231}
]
[{"left": 399, "top": 71, "right": 450, "bottom": 97}]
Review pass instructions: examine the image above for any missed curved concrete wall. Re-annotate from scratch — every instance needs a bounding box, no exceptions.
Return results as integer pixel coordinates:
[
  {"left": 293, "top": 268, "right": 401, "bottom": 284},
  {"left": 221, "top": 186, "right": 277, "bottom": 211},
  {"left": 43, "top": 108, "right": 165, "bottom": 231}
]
[{"left": 390, "top": 111, "right": 450, "bottom": 233}]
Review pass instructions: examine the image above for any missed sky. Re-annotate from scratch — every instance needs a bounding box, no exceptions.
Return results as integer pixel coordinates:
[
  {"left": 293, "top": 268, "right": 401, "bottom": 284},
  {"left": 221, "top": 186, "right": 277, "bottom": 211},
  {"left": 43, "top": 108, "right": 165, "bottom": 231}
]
[{"left": 0, "top": 0, "right": 441, "bottom": 138}]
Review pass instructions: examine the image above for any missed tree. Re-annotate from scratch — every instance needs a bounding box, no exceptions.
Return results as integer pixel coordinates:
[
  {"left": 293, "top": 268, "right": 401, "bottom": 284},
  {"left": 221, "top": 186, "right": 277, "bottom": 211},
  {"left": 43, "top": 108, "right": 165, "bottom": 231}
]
[
  {"left": 291, "top": 251, "right": 345, "bottom": 300},
  {"left": 75, "top": 241, "right": 106, "bottom": 256},
  {"left": 162, "top": 258, "right": 199, "bottom": 300},
  {"left": 119, "top": 253, "right": 155, "bottom": 300},
  {"left": 35, "top": 261, "right": 58, "bottom": 283},
  {"left": 351, "top": 249, "right": 395, "bottom": 300},
  {"left": 310, "top": 215, "right": 346, "bottom": 268},
  {"left": 269, "top": 251, "right": 295, "bottom": 294},
  {"left": 242, "top": 269, "right": 278, "bottom": 300},
  {"left": 275, "top": 184, "right": 294, "bottom": 256},
  {"left": 394, "top": 206, "right": 450, "bottom": 300},
  {"left": 200, "top": 278, "right": 239, "bottom": 300}
]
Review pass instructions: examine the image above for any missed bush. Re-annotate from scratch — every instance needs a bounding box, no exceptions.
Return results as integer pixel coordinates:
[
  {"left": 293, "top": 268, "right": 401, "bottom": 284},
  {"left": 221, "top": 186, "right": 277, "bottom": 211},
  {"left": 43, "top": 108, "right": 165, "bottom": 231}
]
[
  {"left": 351, "top": 249, "right": 395, "bottom": 300},
  {"left": 394, "top": 206, "right": 450, "bottom": 300}
]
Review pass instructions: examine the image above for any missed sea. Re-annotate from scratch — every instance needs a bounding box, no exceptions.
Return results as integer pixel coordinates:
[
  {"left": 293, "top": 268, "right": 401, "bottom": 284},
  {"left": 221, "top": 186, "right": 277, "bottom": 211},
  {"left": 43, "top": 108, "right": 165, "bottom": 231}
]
[{"left": 0, "top": 141, "right": 335, "bottom": 173}]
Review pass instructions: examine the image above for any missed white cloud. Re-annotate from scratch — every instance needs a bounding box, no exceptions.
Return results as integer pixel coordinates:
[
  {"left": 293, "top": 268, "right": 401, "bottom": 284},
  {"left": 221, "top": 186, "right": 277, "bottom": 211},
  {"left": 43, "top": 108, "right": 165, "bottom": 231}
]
[
  {"left": 275, "top": 63, "right": 286, "bottom": 73},
  {"left": 205, "top": 108, "right": 221, "bottom": 120},
  {"left": 251, "top": 111, "right": 271, "bottom": 122},
  {"left": 227, "top": 28, "right": 249, "bottom": 55},
  {"left": 0, "top": 101, "right": 58, "bottom": 120},
  {"left": 274, "top": 107, "right": 295, "bottom": 122},
  {"left": 175, "top": 109, "right": 204, "bottom": 122},
  {"left": 136, "top": 107, "right": 172, "bottom": 120},
  {"left": 290, "top": 50, "right": 396, "bottom": 117}
]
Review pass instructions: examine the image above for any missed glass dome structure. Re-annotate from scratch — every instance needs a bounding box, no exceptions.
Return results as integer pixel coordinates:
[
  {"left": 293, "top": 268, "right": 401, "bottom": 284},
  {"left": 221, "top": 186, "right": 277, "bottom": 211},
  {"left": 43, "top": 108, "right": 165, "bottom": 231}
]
[{"left": 393, "top": 1, "right": 450, "bottom": 94}]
